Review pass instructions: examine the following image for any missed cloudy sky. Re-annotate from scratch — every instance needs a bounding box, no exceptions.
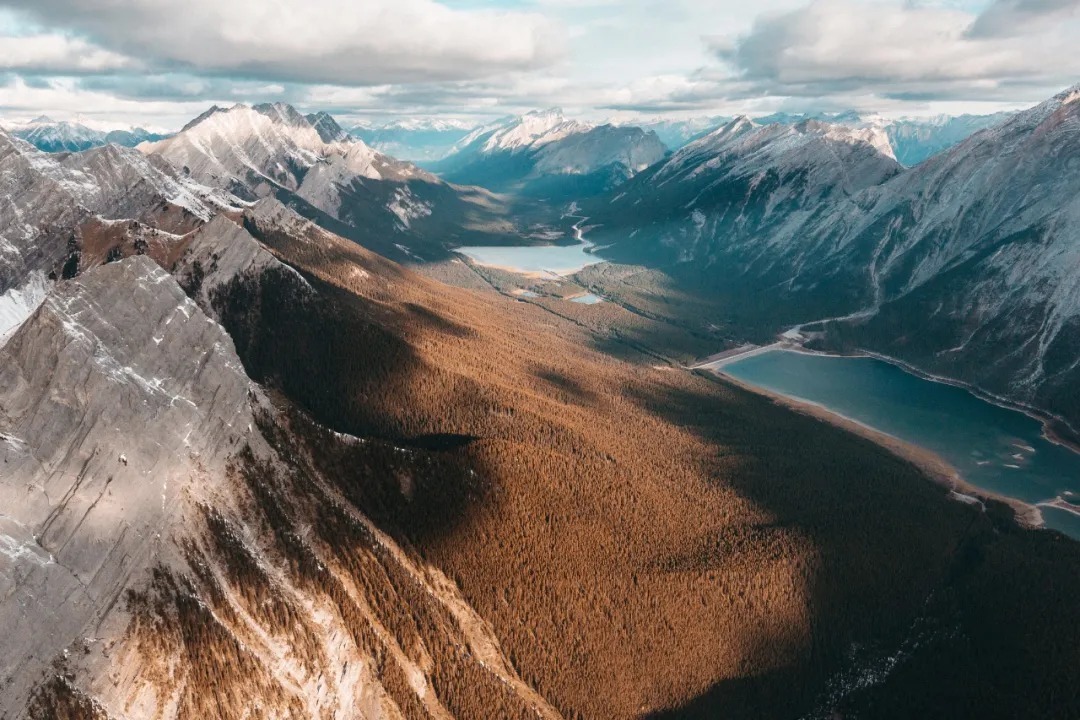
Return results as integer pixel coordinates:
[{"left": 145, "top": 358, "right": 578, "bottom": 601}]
[{"left": 0, "top": 0, "right": 1077, "bottom": 129}]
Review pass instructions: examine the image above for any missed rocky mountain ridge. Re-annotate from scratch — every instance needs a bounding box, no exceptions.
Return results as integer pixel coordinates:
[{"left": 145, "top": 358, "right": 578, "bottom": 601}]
[
  {"left": 141, "top": 103, "right": 524, "bottom": 261},
  {"left": 589, "top": 85, "right": 1080, "bottom": 428},
  {"left": 0, "top": 128, "right": 239, "bottom": 336},
  {"left": 433, "top": 109, "right": 668, "bottom": 200}
]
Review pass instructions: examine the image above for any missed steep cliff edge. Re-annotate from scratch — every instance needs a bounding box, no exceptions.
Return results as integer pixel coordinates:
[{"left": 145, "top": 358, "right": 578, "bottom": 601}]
[
  {"left": 0, "top": 256, "right": 562, "bottom": 720},
  {"left": 0, "top": 256, "right": 254, "bottom": 712}
]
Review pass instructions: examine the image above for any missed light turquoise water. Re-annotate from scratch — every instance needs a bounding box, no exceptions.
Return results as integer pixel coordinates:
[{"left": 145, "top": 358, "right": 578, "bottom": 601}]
[
  {"left": 570, "top": 293, "right": 604, "bottom": 305},
  {"left": 723, "top": 349, "right": 1080, "bottom": 540},
  {"left": 456, "top": 243, "right": 601, "bottom": 276}
]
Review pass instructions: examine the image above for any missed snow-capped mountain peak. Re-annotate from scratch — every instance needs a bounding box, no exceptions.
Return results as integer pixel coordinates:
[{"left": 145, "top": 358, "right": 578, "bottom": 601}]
[
  {"left": 305, "top": 111, "right": 350, "bottom": 143},
  {"left": 700, "top": 115, "right": 757, "bottom": 142},
  {"left": 797, "top": 119, "right": 896, "bottom": 160},
  {"left": 479, "top": 108, "right": 587, "bottom": 152},
  {"left": 140, "top": 103, "right": 346, "bottom": 192},
  {"left": 3, "top": 118, "right": 105, "bottom": 153},
  {"left": 434, "top": 108, "right": 666, "bottom": 198},
  {"left": 254, "top": 102, "right": 311, "bottom": 129}
]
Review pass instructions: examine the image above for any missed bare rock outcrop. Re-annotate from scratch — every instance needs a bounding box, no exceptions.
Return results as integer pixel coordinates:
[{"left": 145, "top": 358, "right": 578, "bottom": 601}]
[
  {"left": 1, "top": 231, "right": 563, "bottom": 720},
  {"left": 0, "top": 256, "right": 253, "bottom": 713}
]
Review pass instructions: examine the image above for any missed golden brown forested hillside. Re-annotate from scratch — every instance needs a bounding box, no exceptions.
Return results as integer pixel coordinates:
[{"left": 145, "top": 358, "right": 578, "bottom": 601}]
[{"left": 176, "top": 204, "right": 1080, "bottom": 720}]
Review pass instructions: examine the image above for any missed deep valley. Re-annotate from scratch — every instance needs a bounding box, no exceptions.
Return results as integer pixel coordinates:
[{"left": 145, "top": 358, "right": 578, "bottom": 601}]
[{"left": 3, "top": 79, "right": 1080, "bottom": 720}]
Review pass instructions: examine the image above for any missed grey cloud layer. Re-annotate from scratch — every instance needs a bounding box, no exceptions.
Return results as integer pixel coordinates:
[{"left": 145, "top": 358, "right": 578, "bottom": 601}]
[
  {"left": 0, "top": 0, "right": 562, "bottom": 84},
  {"left": 711, "top": 0, "right": 1080, "bottom": 102},
  {"left": 968, "top": 0, "right": 1080, "bottom": 37},
  {"left": 0, "top": 0, "right": 1076, "bottom": 123}
]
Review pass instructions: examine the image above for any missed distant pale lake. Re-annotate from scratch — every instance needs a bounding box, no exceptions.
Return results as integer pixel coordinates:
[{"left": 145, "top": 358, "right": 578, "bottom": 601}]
[
  {"left": 456, "top": 242, "right": 602, "bottom": 276},
  {"left": 723, "top": 349, "right": 1080, "bottom": 540}
]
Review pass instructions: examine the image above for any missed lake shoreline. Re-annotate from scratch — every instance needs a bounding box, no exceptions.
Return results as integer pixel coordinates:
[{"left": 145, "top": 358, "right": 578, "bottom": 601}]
[
  {"left": 808, "top": 346, "right": 1080, "bottom": 458},
  {"left": 454, "top": 217, "right": 602, "bottom": 280},
  {"left": 704, "top": 340, "right": 1080, "bottom": 459},
  {"left": 710, "top": 369, "right": 1046, "bottom": 530}
]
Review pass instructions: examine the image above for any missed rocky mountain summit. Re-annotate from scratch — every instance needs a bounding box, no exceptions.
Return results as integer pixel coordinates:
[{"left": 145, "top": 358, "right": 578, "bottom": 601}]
[
  {"left": 141, "top": 103, "right": 523, "bottom": 261},
  {"left": 433, "top": 109, "right": 668, "bottom": 200},
  {"left": 0, "top": 128, "right": 238, "bottom": 340},
  {"left": 2, "top": 116, "right": 170, "bottom": 154},
  {"left": 589, "top": 85, "right": 1080, "bottom": 429}
]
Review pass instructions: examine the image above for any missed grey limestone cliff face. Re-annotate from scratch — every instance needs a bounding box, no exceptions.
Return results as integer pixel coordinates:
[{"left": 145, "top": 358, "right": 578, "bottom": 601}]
[
  {"left": 0, "top": 256, "right": 253, "bottom": 713},
  {"left": 0, "top": 130, "right": 234, "bottom": 301},
  {"left": 0, "top": 216, "right": 566, "bottom": 720}
]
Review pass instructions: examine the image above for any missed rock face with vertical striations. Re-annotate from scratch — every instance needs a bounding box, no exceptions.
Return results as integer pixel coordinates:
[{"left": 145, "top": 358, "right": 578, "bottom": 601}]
[
  {"left": 0, "top": 246, "right": 566, "bottom": 720},
  {"left": 0, "top": 256, "right": 254, "bottom": 713},
  {"left": 141, "top": 103, "right": 521, "bottom": 262},
  {"left": 0, "top": 128, "right": 237, "bottom": 324}
]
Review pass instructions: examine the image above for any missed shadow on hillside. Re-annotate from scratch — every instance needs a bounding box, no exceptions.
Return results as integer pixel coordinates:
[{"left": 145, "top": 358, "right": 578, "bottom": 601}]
[
  {"left": 534, "top": 368, "right": 599, "bottom": 406},
  {"left": 621, "top": 375, "right": 985, "bottom": 718},
  {"left": 195, "top": 211, "right": 1080, "bottom": 719},
  {"left": 207, "top": 255, "right": 497, "bottom": 545},
  {"left": 646, "top": 669, "right": 815, "bottom": 720},
  {"left": 213, "top": 247, "right": 959, "bottom": 715}
]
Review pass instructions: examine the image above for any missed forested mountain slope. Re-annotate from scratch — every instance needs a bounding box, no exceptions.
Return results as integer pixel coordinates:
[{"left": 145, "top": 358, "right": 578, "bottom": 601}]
[
  {"left": 588, "top": 85, "right": 1080, "bottom": 429},
  {"left": 4, "top": 190, "right": 1080, "bottom": 718}
]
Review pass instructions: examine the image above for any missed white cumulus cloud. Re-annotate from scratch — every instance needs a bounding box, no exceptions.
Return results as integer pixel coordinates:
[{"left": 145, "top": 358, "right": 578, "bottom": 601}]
[
  {"left": 0, "top": 34, "right": 133, "bottom": 73},
  {"left": 712, "top": 0, "right": 1080, "bottom": 101},
  {"left": 2, "top": 0, "right": 563, "bottom": 85}
]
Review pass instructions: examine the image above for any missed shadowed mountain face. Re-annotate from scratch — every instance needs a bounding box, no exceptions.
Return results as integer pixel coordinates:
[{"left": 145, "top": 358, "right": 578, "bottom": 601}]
[
  {"left": 140, "top": 103, "right": 527, "bottom": 262},
  {"left": 583, "top": 117, "right": 903, "bottom": 333},
  {"left": 587, "top": 86, "right": 1080, "bottom": 430},
  {"left": 7, "top": 197, "right": 1079, "bottom": 720},
  {"left": 432, "top": 109, "right": 668, "bottom": 201}
]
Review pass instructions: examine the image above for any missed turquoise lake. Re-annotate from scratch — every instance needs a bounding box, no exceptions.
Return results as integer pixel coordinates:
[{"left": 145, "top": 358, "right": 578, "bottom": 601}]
[
  {"left": 723, "top": 349, "right": 1080, "bottom": 539},
  {"left": 456, "top": 242, "right": 601, "bottom": 276}
]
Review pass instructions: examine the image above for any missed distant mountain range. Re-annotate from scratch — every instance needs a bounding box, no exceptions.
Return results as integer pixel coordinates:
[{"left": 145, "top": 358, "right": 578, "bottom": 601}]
[
  {"left": 622, "top": 111, "right": 1011, "bottom": 166},
  {"left": 883, "top": 113, "right": 1015, "bottom": 166},
  {"left": 140, "top": 102, "right": 523, "bottom": 261},
  {"left": 3, "top": 115, "right": 171, "bottom": 153},
  {"left": 3, "top": 108, "right": 1011, "bottom": 172},
  {"left": 587, "top": 86, "right": 1080, "bottom": 430},
  {"left": 350, "top": 118, "right": 476, "bottom": 162},
  {"left": 431, "top": 108, "right": 668, "bottom": 201},
  {"left": 617, "top": 117, "right": 732, "bottom": 151}
]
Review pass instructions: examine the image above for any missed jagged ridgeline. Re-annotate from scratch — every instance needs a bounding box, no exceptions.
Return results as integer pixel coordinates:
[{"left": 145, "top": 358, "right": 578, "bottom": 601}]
[
  {"left": 584, "top": 86, "right": 1080, "bottom": 435},
  {"left": 1, "top": 97, "right": 1080, "bottom": 720},
  {"left": 429, "top": 108, "right": 668, "bottom": 201}
]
